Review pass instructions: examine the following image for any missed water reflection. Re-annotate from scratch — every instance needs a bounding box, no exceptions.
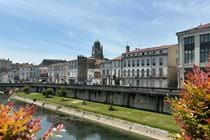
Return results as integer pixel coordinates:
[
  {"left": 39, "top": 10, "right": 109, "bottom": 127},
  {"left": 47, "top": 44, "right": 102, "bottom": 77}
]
[{"left": 1, "top": 95, "right": 154, "bottom": 140}]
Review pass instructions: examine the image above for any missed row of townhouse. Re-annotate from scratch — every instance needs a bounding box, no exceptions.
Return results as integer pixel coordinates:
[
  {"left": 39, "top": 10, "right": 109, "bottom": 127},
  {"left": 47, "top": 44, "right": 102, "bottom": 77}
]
[
  {"left": 1, "top": 22, "right": 210, "bottom": 88},
  {"left": 101, "top": 22, "right": 210, "bottom": 88},
  {"left": 101, "top": 45, "right": 177, "bottom": 88}
]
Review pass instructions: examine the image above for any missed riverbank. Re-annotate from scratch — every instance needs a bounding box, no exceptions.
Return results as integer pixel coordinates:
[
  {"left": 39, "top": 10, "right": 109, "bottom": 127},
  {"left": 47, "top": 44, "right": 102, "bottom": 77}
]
[{"left": 13, "top": 92, "right": 179, "bottom": 139}]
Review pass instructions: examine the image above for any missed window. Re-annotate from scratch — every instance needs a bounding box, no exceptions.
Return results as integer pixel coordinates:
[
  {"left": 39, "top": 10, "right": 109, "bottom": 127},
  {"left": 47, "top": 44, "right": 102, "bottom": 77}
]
[
  {"left": 123, "top": 61, "right": 126, "bottom": 67},
  {"left": 184, "top": 50, "right": 194, "bottom": 63},
  {"left": 146, "top": 69, "right": 150, "bottom": 77},
  {"left": 159, "top": 68, "right": 163, "bottom": 76},
  {"left": 106, "top": 70, "right": 109, "bottom": 75},
  {"left": 184, "top": 36, "right": 194, "bottom": 45},
  {"left": 137, "top": 69, "right": 140, "bottom": 77},
  {"left": 159, "top": 58, "right": 163, "bottom": 65},
  {"left": 152, "top": 68, "right": 156, "bottom": 76},
  {"left": 132, "top": 69, "right": 135, "bottom": 77},
  {"left": 152, "top": 58, "right": 156, "bottom": 66},
  {"left": 200, "top": 34, "right": 210, "bottom": 43},
  {"left": 137, "top": 60, "right": 140, "bottom": 66},
  {"left": 200, "top": 47, "right": 210, "bottom": 62},
  {"left": 128, "top": 69, "right": 130, "bottom": 77},
  {"left": 132, "top": 60, "right": 135, "bottom": 67},
  {"left": 200, "top": 34, "right": 210, "bottom": 62},
  {"left": 184, "top": 36, "right": 195, "bottom": 63},
  {"left": 128, "top": 60, "right": 130, "bottom": 67},
  {"left": 142, "top": 69, "right": 144, "bottom": 77},
  {"left": 142, "top": 59, "right": 145, "bottom": 66},
  {"left": 147, "top": 59, "right": 150, "bottom": 66},
  {"left": 160, "top": 50, "right": 163, "bottom": 54}
]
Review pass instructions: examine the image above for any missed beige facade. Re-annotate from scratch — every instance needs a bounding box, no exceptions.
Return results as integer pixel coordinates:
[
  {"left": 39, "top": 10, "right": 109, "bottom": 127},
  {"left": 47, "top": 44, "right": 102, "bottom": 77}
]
[
  {"left": 176, "top": 23, "right": 210, "bottom": 88},
  {"left": 101, "top": 45, "right": 177, "bottom": 87},
  {"left": 67, "top": 59, "right": 78, "bottom": 84},
  {"left": 121, "top": 45, "right": 177, "bottom": 87},
  {"left": 18, "top": 64, "right": 40, "bottom": 83},
  {"left": 48, "top": 62, "right": 68, "bottom": 84}
]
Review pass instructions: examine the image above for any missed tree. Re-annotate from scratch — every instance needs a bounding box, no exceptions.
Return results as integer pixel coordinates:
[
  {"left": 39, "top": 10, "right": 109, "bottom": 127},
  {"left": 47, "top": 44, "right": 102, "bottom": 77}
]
[
  {"left": 43, "top": 88, "right": 53, "bottom": 98},
  {"left": 56, "top": 87, "right": 66, "bottom": 97},
  {"left": 171, "top": 66, "right": 210, "bottom": 139},
  {"left": 23, "top": 86, "right": 30, "bottom": 94}
]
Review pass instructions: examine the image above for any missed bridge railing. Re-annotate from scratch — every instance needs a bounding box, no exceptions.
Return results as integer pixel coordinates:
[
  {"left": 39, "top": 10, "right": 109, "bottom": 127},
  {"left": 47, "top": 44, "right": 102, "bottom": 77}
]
[{"left": 0, "top": 83, "right": 180, "bottom": 95}]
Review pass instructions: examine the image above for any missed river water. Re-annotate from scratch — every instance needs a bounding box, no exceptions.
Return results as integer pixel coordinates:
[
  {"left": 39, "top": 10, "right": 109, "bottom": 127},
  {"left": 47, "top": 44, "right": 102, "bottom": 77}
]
[{"left": 0, "top": 95, "right": 154, "bottom": 140}]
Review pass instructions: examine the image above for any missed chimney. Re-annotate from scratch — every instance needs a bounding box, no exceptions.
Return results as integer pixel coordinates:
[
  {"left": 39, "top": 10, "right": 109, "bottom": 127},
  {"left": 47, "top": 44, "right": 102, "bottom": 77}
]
[{"left": 126, "top": 45, "right": 130, "bottom": 53}]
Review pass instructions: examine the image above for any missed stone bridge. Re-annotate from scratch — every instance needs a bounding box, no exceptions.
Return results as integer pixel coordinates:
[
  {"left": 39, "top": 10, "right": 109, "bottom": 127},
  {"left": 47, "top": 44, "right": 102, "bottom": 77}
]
[{"left": 0, "top": 83, "right": 180, "bottom": 114}]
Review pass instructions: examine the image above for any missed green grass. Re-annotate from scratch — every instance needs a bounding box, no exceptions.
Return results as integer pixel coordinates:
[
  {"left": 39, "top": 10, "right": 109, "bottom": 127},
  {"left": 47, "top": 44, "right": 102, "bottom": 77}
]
[{"left": 18, "top": 92, "right": 180, "bottom": 133}]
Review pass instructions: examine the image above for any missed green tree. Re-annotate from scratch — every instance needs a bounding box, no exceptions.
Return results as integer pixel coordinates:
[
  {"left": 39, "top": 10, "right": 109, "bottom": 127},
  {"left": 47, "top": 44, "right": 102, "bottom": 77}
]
[
  {"left": 56, "top": 87, "right": 66, "bottom": 97},
  {"left": 23, "top": 86, "right": 30, "bottom": 94},
  {"left": 43, "top": 88, "right": 53, "bottom": 98}
]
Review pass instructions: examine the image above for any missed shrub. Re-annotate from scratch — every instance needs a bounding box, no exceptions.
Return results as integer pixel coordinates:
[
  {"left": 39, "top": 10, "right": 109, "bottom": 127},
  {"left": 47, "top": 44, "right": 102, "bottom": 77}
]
[
  {"left": 56, "top": 87, "right": 66, "bottom": 97},
  {"left": 171, "top": 66, "right": 210, "bottom": 139},
  {"left": 43, "top": 88, "right": 53, "bottom": 98},
  {"left": 23, "top": 85, "right": 30, "bottom": 94}
]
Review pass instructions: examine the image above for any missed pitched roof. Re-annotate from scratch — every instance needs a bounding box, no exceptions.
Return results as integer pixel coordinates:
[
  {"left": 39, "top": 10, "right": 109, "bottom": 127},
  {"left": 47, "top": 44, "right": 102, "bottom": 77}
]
[
  {"left": 39, "top": 59, "right": 65, "bottom": 66},
  {"left": 176, "top": 22, "right": 210, "bottom": 35},
  {"left": 112, "top": 56, "right": 122, "bottom": 61},
  {"left": 123, "top": 44, "right": 177, "bottom": 54}
]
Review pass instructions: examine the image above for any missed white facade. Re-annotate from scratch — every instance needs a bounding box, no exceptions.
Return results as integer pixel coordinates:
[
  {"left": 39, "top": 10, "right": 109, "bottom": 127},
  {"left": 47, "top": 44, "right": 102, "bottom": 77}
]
[
  {"left": 67, "top": 60, "right": 78, "bottom": 84},
  {"left": 177, "top": 23, "right": 210, "bottom": 88},
  {"left": 48, "top": 62, "right": 68, "bottom": 84},
  {"left": 101, "top": 61, "right": 112, "bottom": 85},
  {"left": 0, "top": 70, "right": 15, "bottom": 83},
  {"left": 18, "top": 64, "right": 40, "bottom": 83},
  {"left": 100, "top": 45, "right": 177, "bottom": 87}
]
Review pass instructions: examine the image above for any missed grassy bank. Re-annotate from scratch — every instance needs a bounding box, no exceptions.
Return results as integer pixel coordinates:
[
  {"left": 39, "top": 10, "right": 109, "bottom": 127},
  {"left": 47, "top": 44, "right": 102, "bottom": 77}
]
[{"left": 18, "top": 92, "right": 179, "bottom": 133}]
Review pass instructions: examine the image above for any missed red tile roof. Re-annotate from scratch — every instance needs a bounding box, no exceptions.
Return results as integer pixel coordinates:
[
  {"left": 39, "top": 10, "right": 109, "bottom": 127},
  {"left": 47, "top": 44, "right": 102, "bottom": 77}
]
[
  {"left": 123, "top": 44, "right": 177, "bottom": 54},
  {"left": 177, "top": 22, "right": 210, "bottom": 35},
  {"left": 112, "top": 56, "right": 122, "bottom": 61}
]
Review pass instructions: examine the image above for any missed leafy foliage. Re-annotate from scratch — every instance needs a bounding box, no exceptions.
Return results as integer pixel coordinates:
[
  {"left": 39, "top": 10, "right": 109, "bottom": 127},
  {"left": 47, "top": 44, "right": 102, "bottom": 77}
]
[
  {"left": 23, "top": 86, "right": 30, "bottom": 94},
  {"left": 0, "top": 101, "right": 63, "bottom": 140},
  {"left": 56, "top": 87, "right": 66, "bottom": 97},
  {"left": 43, "top": 88, "right": 53, "bottom": 98},
  {"left": 171, "top": 66, "right": 210, "bottom": 139},
  {"left": 0, "top": 102, "right": 40, "bottom": 139}
]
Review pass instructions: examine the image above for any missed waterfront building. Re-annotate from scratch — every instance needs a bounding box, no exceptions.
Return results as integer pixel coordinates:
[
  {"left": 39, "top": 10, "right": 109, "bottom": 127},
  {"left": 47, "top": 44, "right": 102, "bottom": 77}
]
[
  {"left": 77, "top": 56, "right": 103, "bottom": 85},
  {"left": 100, "top": 60, "right": 112, "bottom": 85},
  {"left": 0, "top": 58, "right": 12, "bottom": 73},
  {"left": 122, "top": 45, "right": 177, "bottom": 87},
  {"left": 0, "top": 70, "right": 15, "bottom": 83},
  {"left": 176, "top": 23, "right": 210, "bottom": 88},
  {"left": 67, "top": 59, "right": 78, "bottom": 84},
  {"left": 111, "top": 56, "right": 122, "bottom": 85},
  {"left": 48, "top": 62, "right": 68, "bottom": 84},
  {"left": 17, "top": 63, "right": 40, "bottom": 83},
  {"left": 39, "top": 59, "right": 65, "bottom": 82}
]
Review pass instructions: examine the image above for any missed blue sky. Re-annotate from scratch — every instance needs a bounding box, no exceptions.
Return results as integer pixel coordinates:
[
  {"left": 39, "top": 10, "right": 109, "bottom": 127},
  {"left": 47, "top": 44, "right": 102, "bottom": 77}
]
[{"left": 0, "top": 0, "right": 210, "bottom": 64}]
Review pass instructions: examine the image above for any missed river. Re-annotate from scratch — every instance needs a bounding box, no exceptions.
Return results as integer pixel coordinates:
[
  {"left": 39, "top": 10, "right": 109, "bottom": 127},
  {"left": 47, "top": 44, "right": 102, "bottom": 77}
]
[{"left": 0, "top": 95, "right": 154, "bottom": 140}]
